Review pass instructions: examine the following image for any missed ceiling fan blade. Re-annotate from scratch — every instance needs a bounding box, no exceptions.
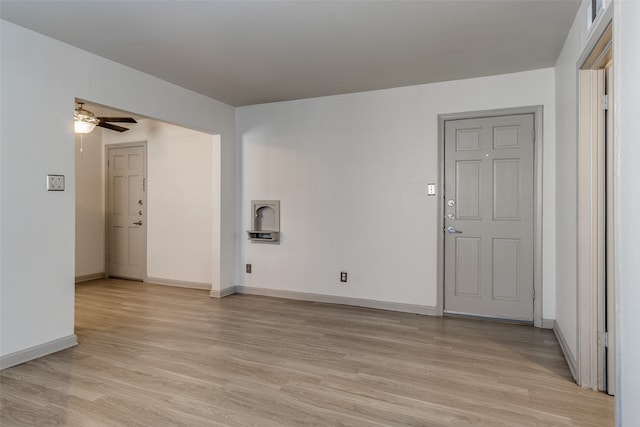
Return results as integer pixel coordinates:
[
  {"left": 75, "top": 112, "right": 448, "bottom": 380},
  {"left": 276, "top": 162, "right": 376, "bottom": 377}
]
[
  {"left": 97, "top": 122, "right": 129, "bottom": 132},
  {"left": 97, "top": 117, "right": 137, "bottom": 123}
]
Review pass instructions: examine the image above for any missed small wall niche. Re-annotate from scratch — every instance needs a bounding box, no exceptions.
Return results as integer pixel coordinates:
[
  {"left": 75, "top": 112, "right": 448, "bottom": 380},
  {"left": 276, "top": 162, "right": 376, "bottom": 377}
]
[{"left": 247, "top": 200, "right": 280, "bottom": 243}]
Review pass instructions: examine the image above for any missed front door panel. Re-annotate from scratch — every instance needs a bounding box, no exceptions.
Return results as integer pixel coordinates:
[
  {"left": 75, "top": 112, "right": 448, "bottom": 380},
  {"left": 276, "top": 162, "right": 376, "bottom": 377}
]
[{"left": 444, "top": 114, "right": 534, "bottom": 321}]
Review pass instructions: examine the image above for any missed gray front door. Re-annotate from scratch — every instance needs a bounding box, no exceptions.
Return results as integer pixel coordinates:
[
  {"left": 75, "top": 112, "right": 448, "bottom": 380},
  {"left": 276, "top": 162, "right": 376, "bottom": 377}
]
[{"left": 444, "top": 114, "right": 535, "bottom": 321}]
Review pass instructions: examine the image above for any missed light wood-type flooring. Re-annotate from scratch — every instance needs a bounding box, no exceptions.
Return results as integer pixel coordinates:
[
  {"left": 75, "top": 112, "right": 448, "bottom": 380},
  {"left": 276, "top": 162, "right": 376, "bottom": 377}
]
[{"left": 1, "top": 279, "right": 613, "bottom": 426}]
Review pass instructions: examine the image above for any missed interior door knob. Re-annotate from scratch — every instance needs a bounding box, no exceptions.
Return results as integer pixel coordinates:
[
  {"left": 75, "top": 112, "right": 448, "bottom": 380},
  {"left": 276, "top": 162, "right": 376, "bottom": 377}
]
[
  {"left": 133, "top": 221, "right": 143, "bottom": 226},
  {"left": 446, "top": 226, "right": 462, "bottom": 234}
]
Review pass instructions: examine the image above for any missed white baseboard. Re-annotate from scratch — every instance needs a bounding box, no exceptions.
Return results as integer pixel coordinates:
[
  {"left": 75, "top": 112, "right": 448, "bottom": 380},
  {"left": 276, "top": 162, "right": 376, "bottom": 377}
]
[
  {"left": 0, "top": 335, "right": 78, "bottom": 370},
  {"left": 553, "top": 320, "right": 578, "bottom": 382},
  {"left": 235, "top": 286, "right": 437, "bottom": 315},
  {"left": 75, "top": 272, "right": 105, "bottom": 283},
  {"left": 210, "top": 286, "right": 237, "bottom": 298},
  {"left": 145, "top": 277, "right": 211, "bottom": 291},
  {"left": 541, "top": 318, "right": 555, "bottom": 329}
]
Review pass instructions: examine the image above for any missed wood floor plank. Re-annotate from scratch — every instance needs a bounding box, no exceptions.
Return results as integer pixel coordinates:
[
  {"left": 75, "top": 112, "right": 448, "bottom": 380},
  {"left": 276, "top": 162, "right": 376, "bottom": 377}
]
[{"left": 0, "top": 279, "right": 613, "bottom": 426}]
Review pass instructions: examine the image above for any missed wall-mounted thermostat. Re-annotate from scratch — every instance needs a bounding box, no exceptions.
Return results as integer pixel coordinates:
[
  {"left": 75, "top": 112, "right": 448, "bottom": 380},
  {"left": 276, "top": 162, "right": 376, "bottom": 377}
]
[
  {"left": 46, "top": 175, "right": 65, "bottom": 191},
  {"left": 427, "top": 183, "right": 436, "bottom": 196}
]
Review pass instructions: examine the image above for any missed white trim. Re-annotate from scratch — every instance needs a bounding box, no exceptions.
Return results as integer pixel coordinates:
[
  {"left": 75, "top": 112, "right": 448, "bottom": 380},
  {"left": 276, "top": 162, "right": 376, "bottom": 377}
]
[
  {"left": 437, "top": 106, "right": 544, "bottom": 327},
  {"left": 145, "top": 277, "right": 211, "bottom": 291},
  {"left": 584, "top": 2, "right": 613, "bottom": 55},
  {"left": 75, "top": 272, "right": 105, "bottom": 283},
  {"left": 210, "top": 286, "right": 237, "bottom": 298},
  {"left": 0, "top": 335, "right": 78, "bottom": 370},
  {"left": 554, "top": 321, "right": 578, "bottom": 383},
  {"left": 235, "top": 286, "right": 438, "bottom": 315},
  {"left": 577, "top": 69, "right": 601, "bottom": 390}
]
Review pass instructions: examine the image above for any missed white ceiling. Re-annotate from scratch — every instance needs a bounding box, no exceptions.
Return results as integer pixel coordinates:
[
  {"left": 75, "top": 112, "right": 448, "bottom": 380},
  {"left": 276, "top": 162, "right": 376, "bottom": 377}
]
[{"left": 1, "top": 0, "right": 579, "bottom": 107}]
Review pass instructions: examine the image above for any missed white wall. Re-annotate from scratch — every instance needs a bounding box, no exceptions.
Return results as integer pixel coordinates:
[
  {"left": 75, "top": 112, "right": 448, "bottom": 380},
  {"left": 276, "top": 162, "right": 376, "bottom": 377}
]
[
  {"left": 614, "top": 1, "right": 640, "bottom": 424},
  {"left": 0, "top": 20, "right": 235, "bottom": 359},
  {"left": 103, "top": 120, "right": 219, "bottom": 286},
  {"left": 75, "top": 130, "right": 105, "bottom": 278},
  {"left": 554, "top": 0, "right": 592, "bottom": 364},
  {"left": 237, "top": 68, "right": 556, "bottom": 316}
]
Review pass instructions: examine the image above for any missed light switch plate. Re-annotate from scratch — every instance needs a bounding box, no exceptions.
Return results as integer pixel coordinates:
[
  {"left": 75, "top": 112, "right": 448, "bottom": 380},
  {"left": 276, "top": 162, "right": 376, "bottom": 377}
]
[
  {"left": 427, "top": 183, "right": 436, "bottom": 196},
  {"left": 46, "top": 175, "right": 65, "bottom": 191}
]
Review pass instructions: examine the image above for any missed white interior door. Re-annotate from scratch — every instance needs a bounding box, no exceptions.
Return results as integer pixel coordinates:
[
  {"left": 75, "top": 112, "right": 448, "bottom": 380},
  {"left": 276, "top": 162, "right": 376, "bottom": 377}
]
[
  {"left": 107, "top": 145, "right": 146, "bottom": 280},
  {"left": 444, "top": 114, "right": 535, "bottom": 321}
]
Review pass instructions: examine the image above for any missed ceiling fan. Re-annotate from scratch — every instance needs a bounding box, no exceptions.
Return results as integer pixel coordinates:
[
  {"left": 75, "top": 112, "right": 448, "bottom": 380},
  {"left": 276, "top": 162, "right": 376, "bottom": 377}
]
[{"left": 74, "top": 102, "right": 137, "bottom": 133}]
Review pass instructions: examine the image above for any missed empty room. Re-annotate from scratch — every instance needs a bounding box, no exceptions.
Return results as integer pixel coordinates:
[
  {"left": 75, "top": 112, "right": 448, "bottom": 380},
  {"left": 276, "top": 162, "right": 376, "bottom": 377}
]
[{"left": 1, "top": 1, "right": 639, "bottom": 426}]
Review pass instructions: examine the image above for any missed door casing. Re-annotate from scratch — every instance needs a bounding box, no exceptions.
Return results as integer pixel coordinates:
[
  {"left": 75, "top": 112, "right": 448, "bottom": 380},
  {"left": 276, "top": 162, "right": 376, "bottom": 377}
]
[
  {"left": 437, "top": 106, "right": 544, "bottom": 328},
  {"left": 577, "top": 20, "right": 615, "bottom": 393}
]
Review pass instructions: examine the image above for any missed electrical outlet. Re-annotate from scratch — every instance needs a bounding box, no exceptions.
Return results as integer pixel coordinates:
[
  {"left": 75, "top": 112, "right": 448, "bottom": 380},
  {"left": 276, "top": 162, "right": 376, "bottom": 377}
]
[
  {"left": 246, "top": 264, "right": 252, "bottom": 274},
  {"left": 46, "top": 175, "right": 65, "bottom": 191},
  {"left": 340, "top": 272, "right": 348, "bottom": 283}
]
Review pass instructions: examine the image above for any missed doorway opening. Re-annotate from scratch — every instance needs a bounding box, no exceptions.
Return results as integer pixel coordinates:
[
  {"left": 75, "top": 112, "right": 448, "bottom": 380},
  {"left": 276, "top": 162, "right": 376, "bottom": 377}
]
[
  {"left": 577, "top": 22, "right": 615, "bottom": 394},
  {"left": 74, "top": 101, "right": 222, "bottom": 291}
]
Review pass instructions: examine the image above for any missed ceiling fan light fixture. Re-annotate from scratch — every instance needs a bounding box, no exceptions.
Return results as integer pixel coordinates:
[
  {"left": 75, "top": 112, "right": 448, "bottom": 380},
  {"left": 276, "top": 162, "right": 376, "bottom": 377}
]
[
  {"left": 74, "top": 101, "right": 137, "bottom": 133},
  {"left": 74, "top": 103, "right": 100, "bottom": 134},
  {"left": 74, "top": 118, "right": 97, "bottom": 134}
]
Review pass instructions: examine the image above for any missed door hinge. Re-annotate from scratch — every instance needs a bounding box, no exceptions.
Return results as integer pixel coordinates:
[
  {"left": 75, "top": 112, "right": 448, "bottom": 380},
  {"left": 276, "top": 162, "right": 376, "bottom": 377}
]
[
  {"left": 143, "top": 178, "right": 146, "bottom": 192},
  {"left": 107, "top": 160, "right": 110, "bottom": 168},
  {"left": 599, "top": 331, "right": 609, "bottom": 348},
  {"left": 601, "top": 94, "right": 609, "bottom": 111},
  {"left": 531, "top": 289, "right": 535, "bottom": 300}
]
